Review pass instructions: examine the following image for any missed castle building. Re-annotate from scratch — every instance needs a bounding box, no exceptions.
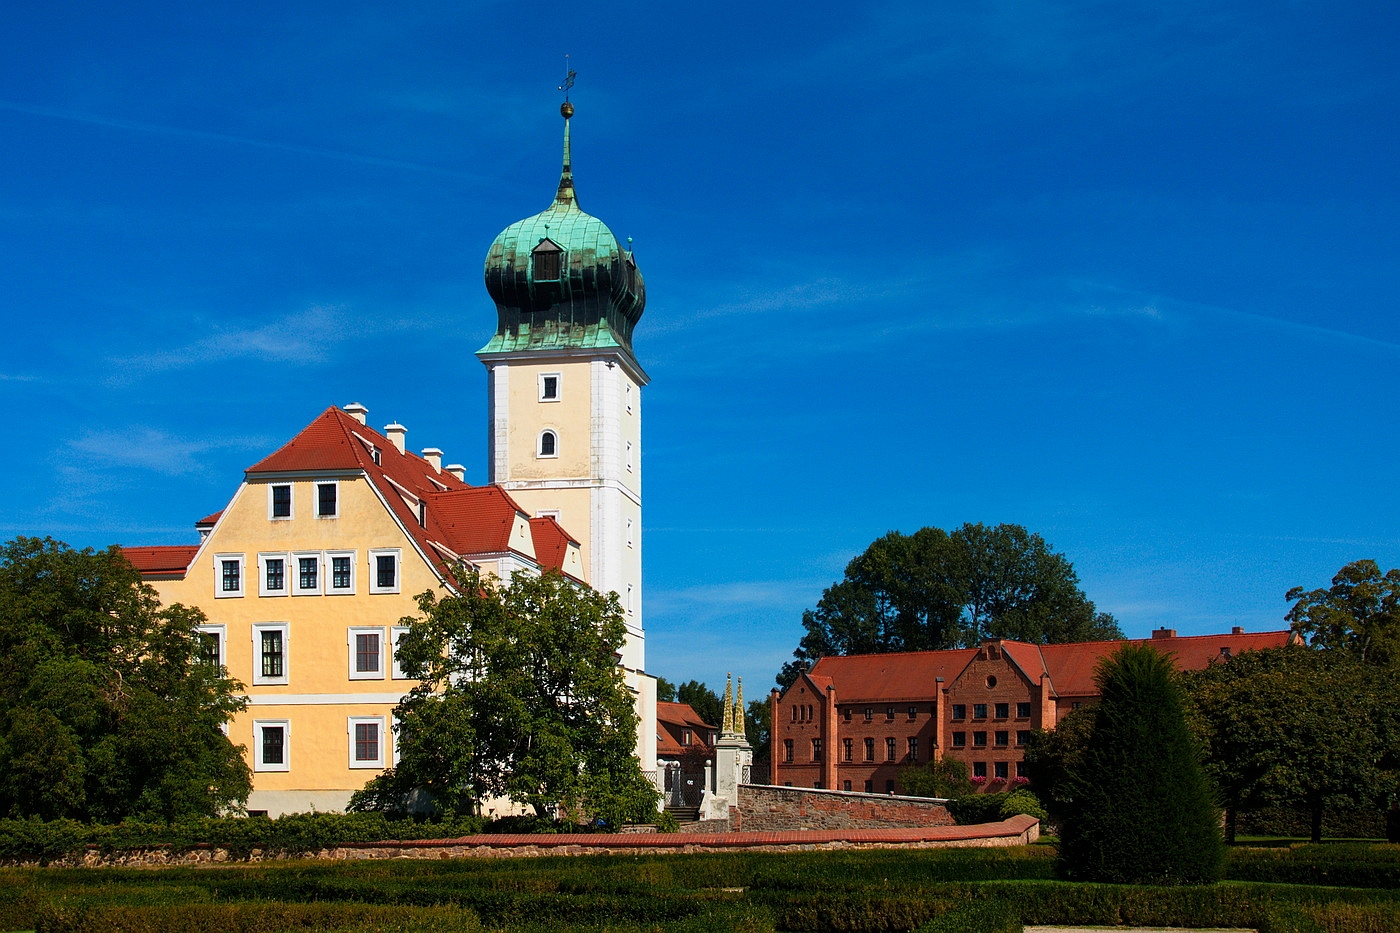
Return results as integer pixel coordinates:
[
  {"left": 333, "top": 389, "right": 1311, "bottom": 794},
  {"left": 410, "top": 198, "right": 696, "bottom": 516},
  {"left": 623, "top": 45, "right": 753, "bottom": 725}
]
[
  {"left": 122, "top": 100, "right": 658, "bottom": 815},
  {"left": 769, "top": 628, "right": 1299, "bottom": 795}
]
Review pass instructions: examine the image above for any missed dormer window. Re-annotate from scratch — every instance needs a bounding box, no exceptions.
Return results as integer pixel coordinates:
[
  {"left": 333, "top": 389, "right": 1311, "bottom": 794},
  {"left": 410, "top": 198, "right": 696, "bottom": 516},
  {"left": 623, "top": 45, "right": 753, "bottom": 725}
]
[{"left": 532, "top": 239, "right": 563, "bottom": 281}]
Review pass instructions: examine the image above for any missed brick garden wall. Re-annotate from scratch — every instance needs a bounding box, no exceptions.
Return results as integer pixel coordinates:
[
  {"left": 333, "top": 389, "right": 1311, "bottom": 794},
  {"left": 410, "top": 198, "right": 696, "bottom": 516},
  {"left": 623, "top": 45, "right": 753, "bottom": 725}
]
[{"left": 732, "top": 785, "right": 953, "bottom": 832}]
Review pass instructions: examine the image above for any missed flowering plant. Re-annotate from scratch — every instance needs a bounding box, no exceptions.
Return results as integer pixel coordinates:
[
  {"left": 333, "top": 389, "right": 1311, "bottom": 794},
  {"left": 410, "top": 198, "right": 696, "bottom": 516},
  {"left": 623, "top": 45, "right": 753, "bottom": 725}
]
[
  {"left": 969, "top": 775, "right": 987, "bottom": 784},
  {"left": 1011, "top": 776, "right": 1030, "bottom": 786},
  {"left": 989, "top": 775, "right": 1006, "bottom": 784}
]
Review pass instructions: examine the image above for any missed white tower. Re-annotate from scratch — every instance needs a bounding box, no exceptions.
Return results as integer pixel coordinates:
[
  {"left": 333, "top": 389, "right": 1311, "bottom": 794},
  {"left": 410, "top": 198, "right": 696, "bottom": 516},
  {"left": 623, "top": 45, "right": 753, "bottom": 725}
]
[{"left": 477, "top": 100, "right": 655, "bottom": 768}]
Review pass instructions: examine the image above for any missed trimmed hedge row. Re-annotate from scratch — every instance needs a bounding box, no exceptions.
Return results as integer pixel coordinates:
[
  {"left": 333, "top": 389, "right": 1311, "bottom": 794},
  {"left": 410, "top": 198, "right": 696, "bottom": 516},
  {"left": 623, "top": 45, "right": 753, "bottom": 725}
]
[
  {"left": 0, "top": 812, "right": 487, "bottom": 863},
  {"left": 1239, "top": 806, "right": 1387, "bottom": 840}
]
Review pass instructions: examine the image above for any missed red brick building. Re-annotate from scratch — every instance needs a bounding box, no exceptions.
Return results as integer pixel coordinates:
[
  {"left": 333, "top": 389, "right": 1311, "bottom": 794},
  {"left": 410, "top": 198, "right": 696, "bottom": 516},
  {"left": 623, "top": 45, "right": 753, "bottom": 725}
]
[{"left": 769, "top": 627, "right": 1299, "bottom": 794}]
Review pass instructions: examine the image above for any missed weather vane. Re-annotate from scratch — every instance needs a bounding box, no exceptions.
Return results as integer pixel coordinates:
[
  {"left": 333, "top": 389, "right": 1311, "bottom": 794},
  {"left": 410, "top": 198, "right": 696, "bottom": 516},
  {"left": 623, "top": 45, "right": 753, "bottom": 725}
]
[{"left": 558, "top": 55, "right": 576, "bottom": 102}]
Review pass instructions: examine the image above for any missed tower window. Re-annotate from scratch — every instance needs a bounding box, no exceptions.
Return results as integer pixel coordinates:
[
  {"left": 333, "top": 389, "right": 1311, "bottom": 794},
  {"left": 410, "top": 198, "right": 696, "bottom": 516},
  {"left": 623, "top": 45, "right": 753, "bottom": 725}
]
[
  {"left": 538, "top": 430, "right": 558, "bottom": 458},
  {"left": 532, "top": 240, "right": 563, "bottom": 281},
  {"left": 539, "top": 373, "right": 561, "bottom": 401}
]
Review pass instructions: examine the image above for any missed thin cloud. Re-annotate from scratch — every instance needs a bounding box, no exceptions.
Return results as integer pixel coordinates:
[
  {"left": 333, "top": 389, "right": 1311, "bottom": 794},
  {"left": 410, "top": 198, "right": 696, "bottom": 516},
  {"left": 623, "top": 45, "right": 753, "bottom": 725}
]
[
  {"left": 111, "top": 305, "right": 352, "bottom": 377},
  {"left": 65, "top": 428, "right": 269, "bottom": 476},
  {"left": 0, "top": 100, "right": 483, "bottom": 181},
  {"left": 0, "top": 373, "right": 39, "bottom": 382}
]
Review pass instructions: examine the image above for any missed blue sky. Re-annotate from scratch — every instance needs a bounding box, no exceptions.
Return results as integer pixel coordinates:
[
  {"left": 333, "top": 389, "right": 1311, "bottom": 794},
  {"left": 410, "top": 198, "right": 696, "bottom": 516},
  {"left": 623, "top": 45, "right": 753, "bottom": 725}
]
[{"left": 3, "top": 1, "right": 1398, "bottom": 696}]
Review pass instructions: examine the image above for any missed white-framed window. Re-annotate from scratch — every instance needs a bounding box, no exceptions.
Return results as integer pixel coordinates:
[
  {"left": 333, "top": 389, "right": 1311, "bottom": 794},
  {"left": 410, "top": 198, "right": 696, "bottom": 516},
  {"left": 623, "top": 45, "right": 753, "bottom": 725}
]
[
  {"left": 326, "top": 550, "right": 356, "bottom": 595},
  {"left": 215, "top": 553, "right": 245, "bottom": 598},
  {"left": 349, "top": 626, "right": 386, "bottom": 680},
  {"left": 626, "top": 517, "right": 633, "bottom": 548},
  {"left": 535, "top": 509, "right": 561, "bottom": 521},
  {"left": 391, "top": 625, "right": 412, "bottom": 680},
  {"left": 195, "top": 624, "right": 225, "bottom": 669},
  {"left": 537, "top": 429, "right": 558, "bottom": 458},
  {"left": 254, "top": 719, "right": 290, "bottom": 772},
  {"left": 538, "top": 372, "right": 561, "bottom": 402},
  {"left": 316, "top": 481, "right": 338, "bottom": 519},
  {"left": 258, "top": 553, "right": 289, "bottom": 597},
  {"left": 349, "top": 716, "right": 386, "bottom": 769},
  {"left": 268, "top": 483, "right": 293, "bottom": 520},
  {"left": 625, "top": 383, "right": 633, "bottom": 414},
  {"left": 252, "top": 623, "right": 289, "bottom": 686},
  {"left": 369, "top": 549, "right": 400, "bottom": 594},
  {"left": 626, "top": 440, "right": 633, "bottom": 472},
  {"left": 292, "top": 552, "right": 321, "bottom": 595},
  {"left": 625, "top": 583, "right": 634, "bottom": 615}
]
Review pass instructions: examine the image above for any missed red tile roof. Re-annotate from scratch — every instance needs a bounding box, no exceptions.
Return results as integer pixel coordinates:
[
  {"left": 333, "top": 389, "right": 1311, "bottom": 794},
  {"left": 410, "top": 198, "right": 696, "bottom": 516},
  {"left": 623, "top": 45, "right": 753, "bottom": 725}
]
[
  {"left": 528, "top": 516, "right": 580, "bottom": 580},
  {"left": 195, "top": 510, "right": 223, "bottom": 527},
  {"left": 126, "top": 406, "right": 582, "bottom": 583},
  {"left": 656, "top": 701, "right": 717, "bottom": 757},
  {"left": 797, "top": 631, "right": 1298, "bottom": 703},
  {"left": 122, "top": 545, "right": 200, "bottom": 576}
]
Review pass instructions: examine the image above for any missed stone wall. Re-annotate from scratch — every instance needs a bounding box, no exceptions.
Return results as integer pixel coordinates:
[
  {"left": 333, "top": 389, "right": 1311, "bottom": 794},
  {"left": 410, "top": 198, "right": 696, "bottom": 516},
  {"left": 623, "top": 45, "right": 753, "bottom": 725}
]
[{"left": 732, "top": 784, "right": 953, "bottom": 832}]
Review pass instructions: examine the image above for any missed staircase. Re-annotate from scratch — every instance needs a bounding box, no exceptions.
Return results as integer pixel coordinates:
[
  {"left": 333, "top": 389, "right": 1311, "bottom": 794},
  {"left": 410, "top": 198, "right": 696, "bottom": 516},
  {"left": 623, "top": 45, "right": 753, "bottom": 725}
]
[{"left": 664, "top": 804, "right": 701, "bottom": 824}]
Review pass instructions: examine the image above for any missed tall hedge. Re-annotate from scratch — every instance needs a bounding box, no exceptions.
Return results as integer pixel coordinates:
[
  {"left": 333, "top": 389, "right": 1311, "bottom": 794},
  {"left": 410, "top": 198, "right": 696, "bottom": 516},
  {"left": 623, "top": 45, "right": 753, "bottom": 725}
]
[{"left": 1058, "top": 643, "right": 1223, "bottom": 884}]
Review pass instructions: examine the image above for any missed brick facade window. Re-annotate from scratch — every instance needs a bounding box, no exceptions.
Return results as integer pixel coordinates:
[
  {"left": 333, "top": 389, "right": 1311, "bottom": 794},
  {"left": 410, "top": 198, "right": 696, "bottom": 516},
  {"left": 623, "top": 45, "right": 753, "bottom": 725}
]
[
  {"left": 864, "top": 780, "right": 873, "bottom": 792},
  {"left": 974, "top": 703, "right": 988, "bottom": 719},
  {"left": 886, "top": 706, "right": 895, "bottom": 720},
  {"left": 972, "top": 761, "right": 987, "bottom": 778},
  {"left": 864, "top": 707, "right": 873, "bottom": 721},
  {"left": 907, "top": 737, "right": 918, "bottom": 762},
  {"left": 1017, "top": 702, "right": 1031, "bottom": 718},
  {"left": 812, "top": 738, "right": 822, "bottom": 761},
  {"left": 1016, "top": 761, "right": 1028, "bottom": 778},
  {"left": 843, "top": 708, "right": 852, "bottom": 721},
  {"left": 864, "top": 737, "right": 875, "bottom": 761},
  {"left": 995, "top": 761, "right": 1009, "bottom": 780},
  {"left": 783, "top": 739, "right": 793, "bottom": 762},
  {"left": 995, "top": 730, "right": 1009, "bottom": 747},
  {"left": 995, "top": 702, "right": 1009, "bottom": 719},
  {"left": 885, "top": 737, "right": 896, "bottom": 761},
  {"left": 843, "top": 780, "right": 852, "bottom": 791},
  {"left": 885, "top": 779, "right": 896, "bottom": 794},
  {"left": 907, "top": 706, "right": 917, "bottom": 719},
  {"left": 973, "top": 731, "right": 987, "bottom": 747},
  {"left": 1017, "top": 730, "right": 1031, "bottom": 746},
  {"left": 843, "top": 738, "right": 853, "bottom": 761},
  {"left": 952, "top": 731, "right": 966, "bottom": 747},
  {"left": 951, "top": 704, "right": 966, "bottom": 720}
]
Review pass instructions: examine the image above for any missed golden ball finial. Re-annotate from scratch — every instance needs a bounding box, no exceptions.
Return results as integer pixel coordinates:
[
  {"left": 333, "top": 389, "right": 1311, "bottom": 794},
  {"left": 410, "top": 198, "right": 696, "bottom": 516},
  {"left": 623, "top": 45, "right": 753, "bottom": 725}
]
[{"left": 560, "top": 101, "right": 574, "bottom": 119}]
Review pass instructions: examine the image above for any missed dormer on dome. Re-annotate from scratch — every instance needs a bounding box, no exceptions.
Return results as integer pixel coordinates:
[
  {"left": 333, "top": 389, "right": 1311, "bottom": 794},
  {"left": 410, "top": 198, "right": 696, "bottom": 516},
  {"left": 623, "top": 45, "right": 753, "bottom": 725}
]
[{"left": 480, "top": 102, "right": 646, "bottom": 368}]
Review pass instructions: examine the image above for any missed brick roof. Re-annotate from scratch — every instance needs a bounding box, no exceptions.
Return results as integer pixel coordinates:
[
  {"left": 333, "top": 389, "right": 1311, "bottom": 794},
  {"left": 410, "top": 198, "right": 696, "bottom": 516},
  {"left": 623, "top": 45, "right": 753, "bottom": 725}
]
[
  {"left": 808, "top": 649, "right": 979, "bottom": 703},
  {"left": 797, "top": 631, "right": 1298, "bottom": 703},
  {"left": 122, "top": 545, "right": 200, "bottom": 576}
]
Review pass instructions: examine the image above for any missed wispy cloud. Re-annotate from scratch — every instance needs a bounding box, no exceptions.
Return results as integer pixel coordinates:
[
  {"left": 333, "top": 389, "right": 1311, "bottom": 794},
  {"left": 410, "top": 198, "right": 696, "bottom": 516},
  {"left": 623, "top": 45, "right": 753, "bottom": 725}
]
[
  {"left": 112, "top": 305, "right": 358, "bottom": 378},
  {"left": 0, "top": 373, "right": 39, "bottom": 382},
  {"left": 64, "top": 428, "right": 269, "bottom": 476},
  {"left": 0, "top": 100, "right": 482, "bottom": 181},
  {"left": 648, "top": 578, "right": 825, "bottom": 623}
]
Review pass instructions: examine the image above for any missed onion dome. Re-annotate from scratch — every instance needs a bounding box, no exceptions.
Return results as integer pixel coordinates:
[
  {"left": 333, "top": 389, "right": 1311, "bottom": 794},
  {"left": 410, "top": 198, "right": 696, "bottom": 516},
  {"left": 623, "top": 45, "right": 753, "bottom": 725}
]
[{"left": 480, "top": 102, "right": 646, "bottom": 365}]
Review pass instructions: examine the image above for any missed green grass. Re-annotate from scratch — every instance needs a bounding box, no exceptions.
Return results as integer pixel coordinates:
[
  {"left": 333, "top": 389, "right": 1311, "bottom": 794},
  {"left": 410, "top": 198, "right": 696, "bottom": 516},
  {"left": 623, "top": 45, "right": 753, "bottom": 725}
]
[{"left": 4, "top": 843, "right": 1400, "bottom": 932}]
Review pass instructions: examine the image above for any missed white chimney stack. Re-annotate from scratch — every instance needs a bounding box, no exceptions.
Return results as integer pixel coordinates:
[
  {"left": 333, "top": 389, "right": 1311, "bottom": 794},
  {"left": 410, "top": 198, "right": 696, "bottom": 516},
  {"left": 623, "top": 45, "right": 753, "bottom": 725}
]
[
  {"left": 384, "top": 423, "right": 407, "bottom": 454},
  {"left": 445, "top": 463, "right": 466, "bottom": 482},
  {"left": 344, "top": 402, "right": 368, "bottom": 425},
  {"left": 421, "top": 447, "right": 443, "bottom": 472}
]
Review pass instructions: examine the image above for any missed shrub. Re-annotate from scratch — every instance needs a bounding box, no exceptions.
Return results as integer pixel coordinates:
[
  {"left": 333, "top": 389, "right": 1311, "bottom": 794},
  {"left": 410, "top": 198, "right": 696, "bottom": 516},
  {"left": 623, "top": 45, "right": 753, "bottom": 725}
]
[
  {"left": 654, "top": 811, "right": 681, "bottom": 833},
  {"left": 900, "top": 758, "right": 973, "bottom": 799},
  {"left": 1058, "top": 643, "right": 1224, "bottom": 884},
  {"left": 999, "top": 790, "right": 1047, "bottom": 823},
  {"left": 948, "top": 793, "right": 1010, "bottom": 825}
]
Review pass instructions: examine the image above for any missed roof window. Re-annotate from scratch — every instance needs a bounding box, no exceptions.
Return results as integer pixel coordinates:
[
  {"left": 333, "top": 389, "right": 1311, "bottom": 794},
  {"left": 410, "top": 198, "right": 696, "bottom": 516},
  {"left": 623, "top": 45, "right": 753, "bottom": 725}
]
[{"left": 532, "top": 239, "right": 563, "bottom": 281}]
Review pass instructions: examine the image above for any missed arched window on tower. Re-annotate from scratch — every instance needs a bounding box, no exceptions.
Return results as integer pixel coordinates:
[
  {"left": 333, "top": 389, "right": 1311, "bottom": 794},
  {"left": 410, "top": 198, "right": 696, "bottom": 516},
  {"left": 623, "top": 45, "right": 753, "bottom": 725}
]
[
  {"left": 537, "top": 430, "right": 558, "bottom": 458},
  {"left": 532, "top": 239, "right": 563, "bottom": 281}
]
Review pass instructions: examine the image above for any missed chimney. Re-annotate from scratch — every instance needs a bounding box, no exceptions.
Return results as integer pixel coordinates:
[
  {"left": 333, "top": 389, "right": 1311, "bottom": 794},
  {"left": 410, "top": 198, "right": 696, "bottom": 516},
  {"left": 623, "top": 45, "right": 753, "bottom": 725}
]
[
  {"left": 421, "top": 447, "right": 443, "bottom": 473},
  {"left": 1231, "top": 626, "right": 1244, "bottom": 635},
  {"left": 383, "top": 423, "right": 406, "bottom": 454},
  {"left": 343, "top": 402, "right": 368, "bottom": 425},
  {"left": 445, "top": 463, "right": 466, "bottom": 482},
  {"left": 1152, "top": 628, "right": 1177, "bottom": 639}
]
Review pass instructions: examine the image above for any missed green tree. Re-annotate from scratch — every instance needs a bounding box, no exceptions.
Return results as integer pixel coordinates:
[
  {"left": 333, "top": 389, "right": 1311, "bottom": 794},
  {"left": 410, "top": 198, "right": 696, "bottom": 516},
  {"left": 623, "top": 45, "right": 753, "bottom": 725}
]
[
  {"left": 781, "top": 523, "right": 1121, "bottom": 686},
  {"left": 900, "top": 757, "right": 974, "bottom": 799},
  {"left": 1287, "top": 560, "right": 1400, "bottom": 667},
  {"left": 1183, "top": 645, "right": 1399, "bottom": 843},
  {"left": 677, "top": 680, "right": 723, "bottom": 729},
  {"left": 0, "top": 537, "right": 250, "bottom": 822},
  {"left": 745, "top": 698, "right": 770, "bottom": 764},
  {"left": 1059, "top": 644, "right": 1223, "bottom": 884},
  {"left": 352, "top": 567, "right": 657, "bottom": 825},
  {"left": 655, "top": 677, "right": 677, "bottom": 703},
  {"left": 1020, "top": 704, "right": 1096, "bottom": 823}
]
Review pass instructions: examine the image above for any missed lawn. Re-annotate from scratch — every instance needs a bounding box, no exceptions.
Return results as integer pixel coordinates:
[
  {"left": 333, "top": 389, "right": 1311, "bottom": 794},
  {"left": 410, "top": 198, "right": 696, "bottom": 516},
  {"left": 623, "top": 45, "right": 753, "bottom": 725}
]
[{"left": 4, "top": 842, "right": 1400, "bottom": 932}]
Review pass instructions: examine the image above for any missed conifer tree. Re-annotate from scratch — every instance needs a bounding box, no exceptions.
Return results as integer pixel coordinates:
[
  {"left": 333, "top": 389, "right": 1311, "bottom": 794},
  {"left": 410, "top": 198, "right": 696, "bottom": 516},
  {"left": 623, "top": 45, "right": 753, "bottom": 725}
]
[{"left": 1058, "top": 643, "right": 1223, "bottom": 884}]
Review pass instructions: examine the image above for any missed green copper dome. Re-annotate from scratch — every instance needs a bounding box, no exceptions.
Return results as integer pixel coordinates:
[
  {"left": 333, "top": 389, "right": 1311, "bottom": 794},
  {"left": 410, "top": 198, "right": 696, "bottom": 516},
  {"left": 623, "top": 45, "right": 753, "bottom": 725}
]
[{"left": 479, "top": 105, "right": 646, "bottom": 363}]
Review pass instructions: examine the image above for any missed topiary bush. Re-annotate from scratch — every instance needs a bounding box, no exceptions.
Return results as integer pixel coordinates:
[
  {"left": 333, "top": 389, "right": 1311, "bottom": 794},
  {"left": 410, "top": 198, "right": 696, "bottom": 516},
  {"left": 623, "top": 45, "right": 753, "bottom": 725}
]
[
  {"left": 1057, "top": 643, "right": 1224, "bottom": 884},
  {"left": 998, "top": 789, "right": 1047, "bottom": 823}
]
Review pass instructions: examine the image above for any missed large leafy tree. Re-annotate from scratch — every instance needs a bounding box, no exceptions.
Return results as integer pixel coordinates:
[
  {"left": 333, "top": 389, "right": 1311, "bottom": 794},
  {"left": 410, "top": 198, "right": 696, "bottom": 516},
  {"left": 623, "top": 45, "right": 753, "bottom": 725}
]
[
  {"left": 0, "top": 537, "right": 250, "bottom": 822},
  {"left": 676, "top": 680, "right": 723, "bottom": 730},
  {"left": 1287, "top": 560, "right": 1400, "bottom": 667},
  {"left": 1058, "top": 644, "right": 1223, "bottom": 884},
  {"left": 780, "top": 523, "right": 1121, "bottom": 686},
  {"left": 353, "top": 567, "right": 657, "bottom": 825},
  {"left": 1183, "top": 645, "right": 1399, "bottom": 843}
]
